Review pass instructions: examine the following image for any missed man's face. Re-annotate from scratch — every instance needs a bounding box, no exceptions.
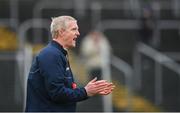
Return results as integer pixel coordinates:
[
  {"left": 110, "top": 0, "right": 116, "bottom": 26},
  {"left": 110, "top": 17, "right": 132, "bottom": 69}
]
[{"left": 62, "top": 20, "right": 80, "bottom": 49}]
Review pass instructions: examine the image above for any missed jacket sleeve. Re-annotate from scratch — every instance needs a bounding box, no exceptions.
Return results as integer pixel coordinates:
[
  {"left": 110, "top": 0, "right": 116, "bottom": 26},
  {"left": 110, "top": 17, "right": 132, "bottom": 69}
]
[{"left": 38, "top": 51, "right": 88, "bottom": 103}]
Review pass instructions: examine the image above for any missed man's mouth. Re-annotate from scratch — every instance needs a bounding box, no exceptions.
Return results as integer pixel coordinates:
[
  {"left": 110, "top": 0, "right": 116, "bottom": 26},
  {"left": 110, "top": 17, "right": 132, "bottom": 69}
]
[{"left": 73, "top": 38, "right": 77, "bottom": 41}]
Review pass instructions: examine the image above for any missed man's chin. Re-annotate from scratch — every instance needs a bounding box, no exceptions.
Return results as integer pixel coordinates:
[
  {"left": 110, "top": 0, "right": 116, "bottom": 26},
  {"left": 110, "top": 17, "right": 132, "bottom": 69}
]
[
  {"left": 72, "top": 43, "right": 76, "bottom": 47},
  {"left": 69, "top": 44, "right": 76, "bottom": 48}
]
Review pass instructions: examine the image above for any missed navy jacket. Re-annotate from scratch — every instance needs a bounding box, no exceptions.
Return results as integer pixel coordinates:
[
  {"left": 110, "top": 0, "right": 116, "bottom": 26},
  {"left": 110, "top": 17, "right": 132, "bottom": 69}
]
[{"left": 25, "top": 41, "right": 88, "bottom": 112}]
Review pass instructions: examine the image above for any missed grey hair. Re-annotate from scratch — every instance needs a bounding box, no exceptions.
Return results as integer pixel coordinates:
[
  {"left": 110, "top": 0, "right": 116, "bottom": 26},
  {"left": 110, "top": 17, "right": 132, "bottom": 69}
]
[{"left": 50, "top": 16, "right": 77, "bottom": 38}]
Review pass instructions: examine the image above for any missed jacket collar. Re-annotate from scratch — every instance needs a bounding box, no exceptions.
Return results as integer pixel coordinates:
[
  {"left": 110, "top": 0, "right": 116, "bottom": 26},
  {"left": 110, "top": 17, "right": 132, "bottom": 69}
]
[{"left": 50, "top": 40, "right": 67, "bottom": 56}]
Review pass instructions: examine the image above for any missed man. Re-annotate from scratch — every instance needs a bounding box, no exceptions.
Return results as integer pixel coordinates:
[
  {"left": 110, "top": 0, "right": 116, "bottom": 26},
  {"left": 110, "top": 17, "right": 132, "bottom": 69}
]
[
  {"left": 25, "top": 16, "right": 114, "bottom": 112},
  {"left": 80, "top": 30, "right": 111, "bottom": 80},
  {"left": 80, "top": 31, "right": 112, "bottom": 111}
]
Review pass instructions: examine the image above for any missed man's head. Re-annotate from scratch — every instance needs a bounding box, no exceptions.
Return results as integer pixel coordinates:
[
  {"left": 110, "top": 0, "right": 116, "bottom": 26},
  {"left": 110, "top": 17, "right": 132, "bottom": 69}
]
[{"left": 50, "top": 16, "right": 80, "bottom": 49}]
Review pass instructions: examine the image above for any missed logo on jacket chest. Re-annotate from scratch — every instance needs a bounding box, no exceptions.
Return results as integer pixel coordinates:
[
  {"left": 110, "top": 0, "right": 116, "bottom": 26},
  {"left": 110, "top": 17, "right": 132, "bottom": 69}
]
[{"left": 66, "top": 67, "right": 70, "bottom": 71}]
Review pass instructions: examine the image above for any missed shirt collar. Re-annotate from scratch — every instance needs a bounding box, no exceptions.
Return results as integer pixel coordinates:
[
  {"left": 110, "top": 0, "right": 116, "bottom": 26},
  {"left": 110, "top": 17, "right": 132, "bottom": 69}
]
[{"left": 50, "top": 40, "right": 67, "bottom": 56}]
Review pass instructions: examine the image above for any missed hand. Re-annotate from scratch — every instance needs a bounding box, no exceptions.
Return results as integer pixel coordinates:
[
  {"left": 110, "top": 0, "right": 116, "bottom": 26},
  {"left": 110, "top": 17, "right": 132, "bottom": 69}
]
[
  {"left": 99, "top": 83, "right": 115, "bottom": 95},
  {"left": 84, "top": 77, "right": 115, "bottom": 97}
]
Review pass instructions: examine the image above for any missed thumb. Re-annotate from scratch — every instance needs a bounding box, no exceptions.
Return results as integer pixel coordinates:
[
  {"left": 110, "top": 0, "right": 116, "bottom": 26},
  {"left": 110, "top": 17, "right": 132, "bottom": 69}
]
[{"left": 89, "top": 77, "right": 97, "bottom": 83}]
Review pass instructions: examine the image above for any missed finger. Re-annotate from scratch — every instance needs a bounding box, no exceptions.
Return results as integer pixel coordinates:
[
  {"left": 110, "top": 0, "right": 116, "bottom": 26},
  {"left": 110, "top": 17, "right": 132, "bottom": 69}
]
[
  {"left": 106, "top": 87, "right": 114, "bottom": 92},
  {"left": 96, "top": 86, "right": 115, "bottom": 93},
  {"left": 105, "top": 85, "right": 115, "bottom": 89},
  {"left": 99, "top": 90, "right": 111, "bottom": 95},
  {"left": 95, "top": 81, "right": 114, "bottom": 87},
  {"left": 89, "top": 77, "right": 97, "bottom": 83},
  {"left": 105, "top": 83, "right": 113, "bottom": 87},
  {"left": 102, "top": 87, "right": 114, "bottom": 91},
  {"left": 101, "top": 88, "right": 114, "bottom": 94},
  {"left": 94, "top": 83, "right": 110, "bottom": 89},
  {"left": 98, "top": 87, "right": 114, "bottom": 93},
  {"left": 99, "top": 92, "right": 107, "bottom": 95},
  {"left": 97, "top": 83, "right": 115, "bottom": 89},
  {"left": 92, "top": 83, "right": 115, "bottom": 93},
  {"left": 96, "top": 87, "right": 111, "bottom": 92},
  {"left": 105, "top": 84, "right": 115, "bottom": 89},
  {"left": 94, "top": 80, "right": 107, "bottom": 85},
  {"left": 94, "top": 83, "right": 114, "bottom": 91},
  {"left": 106, "top": 82, "right": 115, "bottom": 86},
  {"left": 104, "top": 87, "right": 115, "bottom": 92}
]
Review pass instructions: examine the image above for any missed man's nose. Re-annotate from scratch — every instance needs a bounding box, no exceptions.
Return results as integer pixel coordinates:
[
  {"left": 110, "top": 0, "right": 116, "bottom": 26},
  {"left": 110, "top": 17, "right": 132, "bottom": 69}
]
[{"left": 76, "top": 30, "right": 80, "bottom": 36}]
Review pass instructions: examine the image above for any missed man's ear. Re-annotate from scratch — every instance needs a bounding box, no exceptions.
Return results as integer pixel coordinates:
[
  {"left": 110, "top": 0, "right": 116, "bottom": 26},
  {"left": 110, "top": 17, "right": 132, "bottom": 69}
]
[{"left": 58, "top": 29, "right": 65, "bottom": 37}]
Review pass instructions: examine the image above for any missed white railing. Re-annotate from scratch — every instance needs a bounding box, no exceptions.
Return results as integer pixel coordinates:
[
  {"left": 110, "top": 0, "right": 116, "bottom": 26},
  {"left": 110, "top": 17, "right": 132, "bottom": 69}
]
[
  {"left": 18, "top": 18, "right": 50, "bottom": 110},
  {"left": 134, "top": 42, "right": 180, "bottom": 105},
  {"left": 95, "top": 19, "right": 135, "bottom": 111},
  {"left": 0, "top": 0, "right": 19, "bottom": 29},
  {"left": 18, "top": 19, "right": 50, "bottom": 50},
  {"left": 111, "top": 55, "right": 133, "bottom": 111}
]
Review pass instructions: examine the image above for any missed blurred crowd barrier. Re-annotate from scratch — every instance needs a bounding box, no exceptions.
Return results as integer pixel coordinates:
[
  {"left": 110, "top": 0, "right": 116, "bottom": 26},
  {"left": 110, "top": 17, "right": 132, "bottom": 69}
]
[{"left": 0, "top": 0, "right": 180, "bottom": 112}]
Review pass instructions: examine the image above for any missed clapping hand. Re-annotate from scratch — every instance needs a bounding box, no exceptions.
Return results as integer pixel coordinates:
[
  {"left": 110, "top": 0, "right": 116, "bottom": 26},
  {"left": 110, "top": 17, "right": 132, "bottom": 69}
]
[{"left": 85, "top": 77, "right": 115, "bottom": 97}]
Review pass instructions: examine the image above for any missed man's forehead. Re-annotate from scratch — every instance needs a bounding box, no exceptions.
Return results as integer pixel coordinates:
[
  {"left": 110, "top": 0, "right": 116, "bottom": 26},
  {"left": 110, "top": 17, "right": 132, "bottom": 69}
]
[
  {"left": 68, "top": 20, "right": 77, "bottom": 25},
  {"left": 67, "top": 21, "right": 78, "bottom": 28}
]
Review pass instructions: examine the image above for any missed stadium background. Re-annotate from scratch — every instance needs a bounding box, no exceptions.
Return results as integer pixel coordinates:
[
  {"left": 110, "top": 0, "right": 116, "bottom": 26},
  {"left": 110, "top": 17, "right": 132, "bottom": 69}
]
[{"left": 0, "top": 0, "right": 180, "bottom": 112}]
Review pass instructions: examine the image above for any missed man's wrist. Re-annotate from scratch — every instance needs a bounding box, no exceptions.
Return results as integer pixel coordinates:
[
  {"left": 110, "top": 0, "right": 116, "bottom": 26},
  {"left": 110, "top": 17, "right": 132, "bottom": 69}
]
[{"left": 84, "top": 87, "right": 93, "bottom": 97}]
